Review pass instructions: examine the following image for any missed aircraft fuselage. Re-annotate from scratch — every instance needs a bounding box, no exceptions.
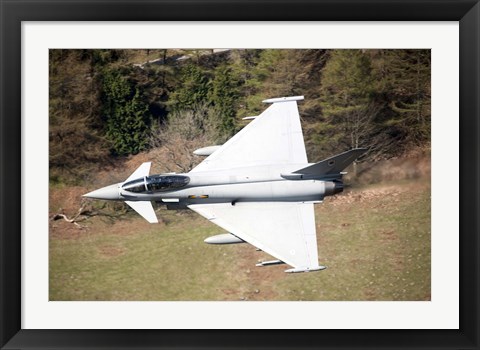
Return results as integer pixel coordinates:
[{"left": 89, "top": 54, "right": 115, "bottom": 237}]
[{"left": 85, "top": 164, "right": 343, "bottom": 204}]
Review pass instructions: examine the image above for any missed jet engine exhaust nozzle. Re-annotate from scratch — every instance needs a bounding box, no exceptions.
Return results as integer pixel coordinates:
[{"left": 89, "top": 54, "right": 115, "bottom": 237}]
[{"left": 324, "top": 180, "right": 344, "bottom": 197}]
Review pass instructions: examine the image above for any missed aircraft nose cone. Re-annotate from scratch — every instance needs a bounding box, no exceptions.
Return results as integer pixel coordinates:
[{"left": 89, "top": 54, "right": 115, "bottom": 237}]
[{"left": 83, "top": 184, "right": 120, "bottom": 200}]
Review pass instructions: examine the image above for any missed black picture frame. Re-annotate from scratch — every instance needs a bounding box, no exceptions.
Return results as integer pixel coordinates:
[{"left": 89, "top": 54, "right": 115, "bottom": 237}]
[{"left": 1, "top": 0, "right": 478, "bottom": 349}]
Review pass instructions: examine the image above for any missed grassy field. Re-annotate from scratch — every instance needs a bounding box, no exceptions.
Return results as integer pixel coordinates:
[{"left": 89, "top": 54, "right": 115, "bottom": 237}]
[{"left": 49, "top": 179, "right": 430, "bottom": 301}]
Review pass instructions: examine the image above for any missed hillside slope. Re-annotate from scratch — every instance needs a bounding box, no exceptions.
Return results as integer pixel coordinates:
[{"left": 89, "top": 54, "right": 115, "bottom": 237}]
[{"left": 49, "top": 175, "right": 430, "bottom": 301}]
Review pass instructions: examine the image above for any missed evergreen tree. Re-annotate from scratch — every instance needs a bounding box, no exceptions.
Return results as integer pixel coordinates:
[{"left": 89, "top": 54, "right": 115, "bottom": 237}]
[
  {"left": 130, "top": 49, "right": 177, "bottom": 125},
  {"left": 227, "top": 49, "right": 263, "bottom": 118},
  {"left": 209, "top": 65, "right": 240, "bottom": 140},
  {"left": 169, "top": 63, "right": 211, "bottom": 110},
  {"left": 102, "top": 69, "right": 152, "bottom": 156},
  {"left": 372, "top": 49, "right": 431, "bottom": 145},
  {"left": 318, "top": 50, "right": 377, "bottom": 158},
  {"left": 249, "top": 49, "right": 328, "bottom": 118}
]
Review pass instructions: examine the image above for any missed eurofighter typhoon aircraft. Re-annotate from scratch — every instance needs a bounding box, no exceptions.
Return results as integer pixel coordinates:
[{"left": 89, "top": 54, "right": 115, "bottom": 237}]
[{"left": 84, "top": 96, "right": 366, "bottom": 273}]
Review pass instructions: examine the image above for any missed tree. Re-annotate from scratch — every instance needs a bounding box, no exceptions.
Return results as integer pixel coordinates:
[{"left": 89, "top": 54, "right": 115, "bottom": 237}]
[
  {"left": 101, "top": 69, "right": 152, "bottom": 156},
  {"left": 312, "top": 50, "right": 388, "bottom": 170},
  {"left": 231, "top": 50, "right": 327, "bottom": 133},
  {"left": 169, "top": 63, "right": 211, "bottom": 111},
  {"left": 319, "top": 50, "right": 376, "bottom": 149},
  {"left": 149, "top": 103, "right": 217, "bottom": 173},
  {"left": 209, "top": 65, "right": 240, "bottom": 141},
  {"left": 255, "top": 50, "right": 306, "bottom": 96},
  {"left": 372, "top": 49, "right": 431, "bottom": 146},
  {"left": 227, "top": 49, "right": 263, "bottom": 118},
  {"left": 49, "top": 50, "right": 111, "bottom": 184},
  {"left": 129, "top": 50, "right": 178, "bottom": 125}
]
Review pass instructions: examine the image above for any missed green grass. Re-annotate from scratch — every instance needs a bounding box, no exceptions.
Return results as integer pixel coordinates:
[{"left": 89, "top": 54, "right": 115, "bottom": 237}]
[
  {"left": 49, "top": 179, "right": 430, "bottom": 301},
  {"left": 275, "top": 180, "right": 431, "bottom": 300},
  {"left": 50, "top": 211, "right": 247, "bottom": 300}
]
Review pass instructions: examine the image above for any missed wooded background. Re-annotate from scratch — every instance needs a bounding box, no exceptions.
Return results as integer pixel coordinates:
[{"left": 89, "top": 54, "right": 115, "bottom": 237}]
[
  {"left": 49, "top": 49, "right": 430, "bottom": 184},
  {"left": 49, "top": 49, "right": 431, "bottom": 301}
]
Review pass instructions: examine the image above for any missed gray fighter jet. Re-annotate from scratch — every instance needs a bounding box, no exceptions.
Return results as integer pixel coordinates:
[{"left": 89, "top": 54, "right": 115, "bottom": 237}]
[{"left": 84, "top": 96, "right": 366, "bottom": 273}]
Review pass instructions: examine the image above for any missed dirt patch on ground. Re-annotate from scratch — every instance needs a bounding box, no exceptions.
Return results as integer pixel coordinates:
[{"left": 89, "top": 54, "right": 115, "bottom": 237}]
[
  {"left": 50, "top": 212, "right": 160, "bottom": 241},
  {"left": 50, "top": 185, "right": 150, "bottom": 239},
  {"left": 233, "top": 245, "right": 285, "bottom": 301},
  {"left": 49, "top": 220, "right": 87, "bottom": 240},
  {"left": 49, "top": 186, "right": 87, "bottom": 214}
]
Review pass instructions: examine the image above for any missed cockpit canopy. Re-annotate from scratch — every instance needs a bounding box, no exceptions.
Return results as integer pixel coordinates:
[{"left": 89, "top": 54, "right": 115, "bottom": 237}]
[{"left": 122, "top": 175, "right": 190, "bottom": 193}]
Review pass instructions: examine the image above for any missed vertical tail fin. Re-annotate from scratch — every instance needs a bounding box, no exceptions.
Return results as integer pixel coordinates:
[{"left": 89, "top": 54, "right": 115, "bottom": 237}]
[{"left": 294, "top": 148, "right": 367, "bottom": 176}]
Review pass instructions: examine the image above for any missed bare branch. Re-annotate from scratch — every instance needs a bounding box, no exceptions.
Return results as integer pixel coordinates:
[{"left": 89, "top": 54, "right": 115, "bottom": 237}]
[
  {"left": 149, "top": 103, "right": 219, "bottom": 173},
  {"left": 51, "top": 199, "right": 128, "bottom": 229}
]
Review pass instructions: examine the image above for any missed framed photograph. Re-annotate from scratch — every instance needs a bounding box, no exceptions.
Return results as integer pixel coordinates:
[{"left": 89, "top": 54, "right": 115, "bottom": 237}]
[{"left": 1, "top": 0, "right": 478, "bottom": 349}]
